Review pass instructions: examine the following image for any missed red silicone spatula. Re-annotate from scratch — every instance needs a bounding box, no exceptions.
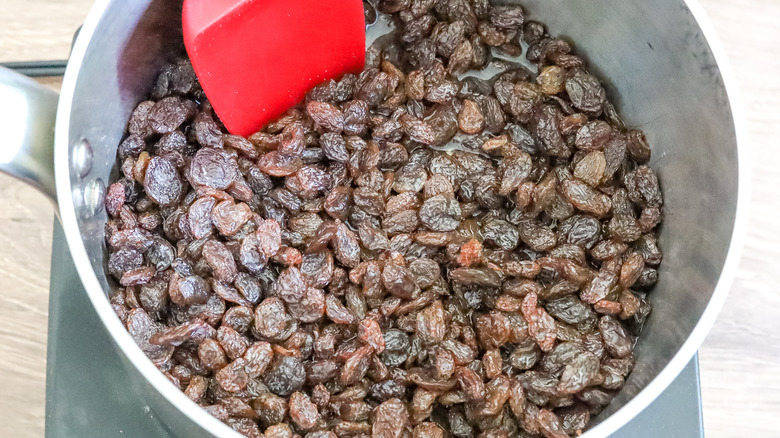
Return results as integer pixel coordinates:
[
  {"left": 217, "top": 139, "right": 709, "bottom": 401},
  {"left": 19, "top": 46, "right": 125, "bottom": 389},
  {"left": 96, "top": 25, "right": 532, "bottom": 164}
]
[{"left": 182, "top": 0, "right": 366, "bottom": 137}]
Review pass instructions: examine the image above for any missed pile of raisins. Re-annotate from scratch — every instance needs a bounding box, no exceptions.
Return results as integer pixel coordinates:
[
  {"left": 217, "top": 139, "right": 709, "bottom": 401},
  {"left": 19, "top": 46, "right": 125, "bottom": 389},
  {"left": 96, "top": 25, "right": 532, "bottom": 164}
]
[{"left": 105, "top": 1, "right": 663, "bottom": 437}]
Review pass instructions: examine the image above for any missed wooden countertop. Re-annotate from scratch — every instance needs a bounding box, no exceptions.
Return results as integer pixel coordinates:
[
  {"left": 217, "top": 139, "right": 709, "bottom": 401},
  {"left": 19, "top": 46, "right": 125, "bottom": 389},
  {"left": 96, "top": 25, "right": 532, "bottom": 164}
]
[{"left": 1, "top": 1, "right": 777, "bottom": 437}]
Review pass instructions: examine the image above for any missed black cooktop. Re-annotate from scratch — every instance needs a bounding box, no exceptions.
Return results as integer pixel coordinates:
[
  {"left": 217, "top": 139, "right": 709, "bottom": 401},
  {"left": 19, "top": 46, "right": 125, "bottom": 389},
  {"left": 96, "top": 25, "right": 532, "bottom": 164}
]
[{"left": 45, "top": 223, "right": 704, "bottom": 437}]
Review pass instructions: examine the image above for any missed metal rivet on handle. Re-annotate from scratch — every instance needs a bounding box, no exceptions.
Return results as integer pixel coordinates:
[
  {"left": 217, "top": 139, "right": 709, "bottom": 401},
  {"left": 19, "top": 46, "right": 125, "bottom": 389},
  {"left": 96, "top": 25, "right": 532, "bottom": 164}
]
[
  {"left": 83, "top": 178, "right": 105, "bottom": 217},
  {"left": 71, "top": 139, "right": 93, "bottom": 178}
]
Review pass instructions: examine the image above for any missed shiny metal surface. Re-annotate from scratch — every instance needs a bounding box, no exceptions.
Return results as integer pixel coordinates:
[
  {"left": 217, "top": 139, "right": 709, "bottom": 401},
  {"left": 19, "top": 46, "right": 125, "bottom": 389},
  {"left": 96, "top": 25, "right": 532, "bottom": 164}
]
[
  {"left": 71, "top": 139, "right": 94, "bottom": 179},
  {"left": 0, "top": 67, "right": 58, "bottom": 205},
  {"left": 0, "top": 0, "right": 745, "bottom": 436}
]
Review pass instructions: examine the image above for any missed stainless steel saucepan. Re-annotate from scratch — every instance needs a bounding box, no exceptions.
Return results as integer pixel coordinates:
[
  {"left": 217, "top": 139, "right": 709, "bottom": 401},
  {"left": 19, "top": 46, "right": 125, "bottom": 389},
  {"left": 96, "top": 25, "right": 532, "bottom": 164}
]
[{"left": 0, "top": 0, "right": 748, "bottom": 436}]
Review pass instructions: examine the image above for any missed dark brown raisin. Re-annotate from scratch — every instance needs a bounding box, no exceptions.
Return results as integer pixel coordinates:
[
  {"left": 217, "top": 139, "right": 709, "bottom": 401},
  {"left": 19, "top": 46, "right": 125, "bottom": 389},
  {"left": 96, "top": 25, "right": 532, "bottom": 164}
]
[
  {"left": 307, "top": 101, "right": 344, "bottom": 132},
  {"left": 143, "top": 157, "right": 182, "bottom": 206},
  {"left": 383, "top": 263, "right": 421, "bottom": 300},
  {"left": 257, "top": 151, "right": 303, "bottom": 177},
  {"left": 566, "top": 70, "right": 606, "bottom": 114},
  {"left": 169, "top": 275, "right": 210, "bottom": 306},
  {"left": 490, "top": 5, "right": 524, "bottom": 28},
  {"left": 148, "top": 97, "right": 191, "bottom": 134},
  {"left": 264, "top": 355, "right": 306, "bottom": 396},
  {"left": 189, "top": 148, "right": 239, "bottom": 190}
]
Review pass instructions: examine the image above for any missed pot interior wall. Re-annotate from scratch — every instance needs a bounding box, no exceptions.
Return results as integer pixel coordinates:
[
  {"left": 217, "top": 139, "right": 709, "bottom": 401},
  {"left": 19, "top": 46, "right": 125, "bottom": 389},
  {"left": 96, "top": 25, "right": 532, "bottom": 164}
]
[{"left": 66, "top": 0, "right": 182, "bottom": 293}]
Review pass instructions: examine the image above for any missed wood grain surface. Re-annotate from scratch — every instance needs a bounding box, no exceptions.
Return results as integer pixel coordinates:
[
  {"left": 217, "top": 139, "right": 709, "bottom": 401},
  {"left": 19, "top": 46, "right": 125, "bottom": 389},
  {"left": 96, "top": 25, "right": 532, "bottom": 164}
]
[
  {"left": 1, "top": 3, "right": 93, "bottom": 438},
  {"left": 0, "top": 1, "right": 777, "bottom": 437}
]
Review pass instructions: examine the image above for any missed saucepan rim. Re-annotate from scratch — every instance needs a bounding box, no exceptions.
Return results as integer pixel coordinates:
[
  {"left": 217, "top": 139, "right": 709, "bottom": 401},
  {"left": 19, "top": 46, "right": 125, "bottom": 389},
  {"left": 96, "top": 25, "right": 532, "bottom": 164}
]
[{"left": 53, "top": 0, "right": 750, "bottom": 436}]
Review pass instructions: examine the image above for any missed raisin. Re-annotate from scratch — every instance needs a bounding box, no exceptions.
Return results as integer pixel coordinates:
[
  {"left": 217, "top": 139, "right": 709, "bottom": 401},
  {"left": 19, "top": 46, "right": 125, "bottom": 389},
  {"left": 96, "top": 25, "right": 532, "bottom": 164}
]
[
  {"left": 560, "top": 179, "right": 612, "bottom": 217},
  {"left": 537, "top": 65, "right": 566, "bottom": 95},
  {"left": 253, "top": 393, "right": 288, "bottom": 426},
  {"left": 498, "top": 153, "right": 532, "bottom": 195},
  {"left": 598, "top": 316, "right": 633, "bottom": 358},
  {"left": 189, "top": 148, "right": 239, "bottom": 190},
  {"left": 198, "top": 338, "right": 228, "bottom": 371},
  {"left": 575, "top": 120, "right": 613, "bottom": 152},
  {"left": 108, "top": 248, "right": 143, "bottom": 280},
  {"left": 626, "top": 129, "right": 652, "bottom": 164},
  {"left": 307, "top": 101, "right": 344, "bottom": 132},
  {"left": 482, "top": 219, "right": 519, "bottom": 250},
  {"left": 265, "top": 424, "right": 294, "bottom": 438},
  {"left": 457, "top": 99, "right": 485, "bottom": 135},
  {"left": 394, "top": 163, "right": 428, "bottom": 193},
  {"left": 278, "top": 123, "right": 306, "bottom": 156},
  {"left": 300, "top": 251, "right": 335, "bottom": 288},
  {"left": 289, "top": 392, "right": 320, "bottom": 430},
  {"left": 148, "top": 97, "right": 191, "bottom": 134},
  {"left": 408, "top": 257, "right": 441, "bottom": 289},
  {"left": 490, "top": 5, "right": 524, "bottom": 28},
  {"left": 187, "top": 197, "right": 216, "bottom": 238},
  {"left": 521, "top": 293, "right": 557, "bottom": 352},
  {"left": 477, "top": 22, "right": 509, "bottom": 46},
  {"left": 566, "top": 70, "right": 606, "bottom": 114},
  {"left": 119, "top": 266, "right": 155, "bottom": 286},
  {"left": 343, "top": 100, "right": 369, "bottom": 135},
  {"left": 321, "top": 132, "right": 350, "bottom": 162},
  {"left": 383, "top": 263, "right": 421, "bottom": 300},
  {"left": 254, "top": 297, "right": 297, "bottom": 342},
  {"left": 217, "top": 326, "right": 250, "bottom": 360},
  {"left": 559, "top": 215, "right": 601, "bottom": 249},
  {"left": 419, "top": 195, "right": 461, "bottom": 232},
  {"left": 258, "top": 151, "right": 303, "bottom": 177},
  {"left": 264, "top": 355, "right": 306, "bottom": 396},
  {"left": 216, "top": 358, "right": 249, "bottom": 392},
  {"left": 532, "top": 104, "right": 570, "bottom": 158},
  {"left": 275, "top": 266, "right": 307, "bottom": 303},
  {"left": 475, "top": 312, "right": 511, "bottom": 349},
  {"left": 537, "top": 409, "right": 569, "bottom": 438},
  {"left": 574, "top": 151, "right": 606, "bottom": 187},
  {"left": 401, "top": 115, "right": 438, "bottom": 145},
  {"left": 341, "top": 344, "right": 373, "bottom": 385},
  {"left": 143, "top": 157, "right": 182, "bottom": 206},
  {"left": 212, "top": 200, "right": 252, "bottom": 236},
  {"left": 358, "top": 319, "right": 384, "bottom": 354},
  {"left": 417, "top": 301, "right": 446, "bottom": 344},
  {"left": 127, "top": 101, "right": 155, "bottom": 139},
  {"left": 224, "top": 305, "right": 255, "bottom": 332},
  {"left": 223, "top": 134, "right": 258, "bottom": 159},
  {"left": 247, "top": 166, "right": 274, "bottom": 196},
  {"left": 609, "top": 214, "right": 642, "bottom": 243},
  {"left": 202, "top": 240, "right": 238, "bottom": 282},
  {"left": 169, "top": 275, "right": 210, "bottom": 306},
  {"left": 381, "top": 329, "right": 411, "bottom": 367},
  {"left": 373, "top": 399, "right": 410, "bottom": 438},
  {"left": 333, "top": 221, "right": 361, "bottom": 268},
  {"left": 450, "top": 267, "right": 502, "bottom": 288},
  {"left": 448, "top": 40, "right": 475, "bottom": 75},
  {"left": 287, "top": 287, "right": 326, "bottom": 323}
]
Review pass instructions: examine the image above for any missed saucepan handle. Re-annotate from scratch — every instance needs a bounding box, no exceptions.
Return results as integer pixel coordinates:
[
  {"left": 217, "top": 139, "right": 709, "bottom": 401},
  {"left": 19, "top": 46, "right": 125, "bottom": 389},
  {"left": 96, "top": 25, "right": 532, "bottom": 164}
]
[{"left": 0, "top": 66, "right": 59, "bottom": 208}]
